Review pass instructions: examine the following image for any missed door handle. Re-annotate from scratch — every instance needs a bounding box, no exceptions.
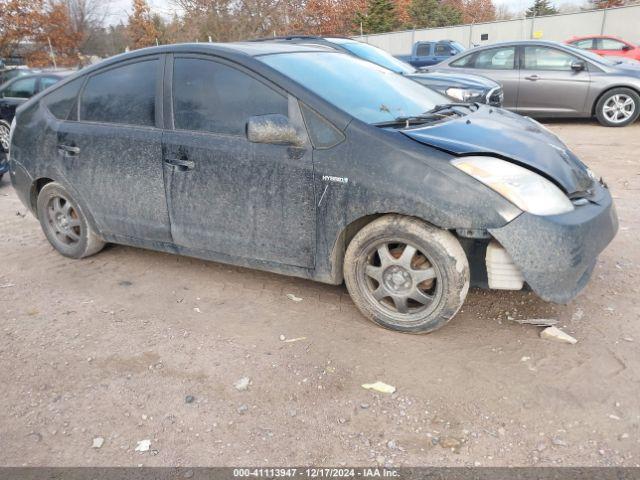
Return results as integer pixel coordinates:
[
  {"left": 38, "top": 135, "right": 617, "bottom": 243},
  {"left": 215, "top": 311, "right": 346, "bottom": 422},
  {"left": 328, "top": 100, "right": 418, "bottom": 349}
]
[
  {"left": 165, "top": 157, "right": 195, "bottom": 171},
  {"left": 525, "top": 74, "right": 539, "bottom": 81},
  {"left": 57, "top": 144, "right": 80, "bottom": 157}
]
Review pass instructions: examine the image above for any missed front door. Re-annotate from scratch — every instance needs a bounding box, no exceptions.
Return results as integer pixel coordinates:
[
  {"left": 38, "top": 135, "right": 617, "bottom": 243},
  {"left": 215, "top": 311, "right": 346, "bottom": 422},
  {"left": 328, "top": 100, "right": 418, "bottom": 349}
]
[
  {"left": 56, "top": 57, "right": 171, "bottom": 242},
  {"left": 162, "top": 56, "right": 316, "bottom": 268},
  {"left": 517, "top": 45, "right": 591, "bottom": 116}
]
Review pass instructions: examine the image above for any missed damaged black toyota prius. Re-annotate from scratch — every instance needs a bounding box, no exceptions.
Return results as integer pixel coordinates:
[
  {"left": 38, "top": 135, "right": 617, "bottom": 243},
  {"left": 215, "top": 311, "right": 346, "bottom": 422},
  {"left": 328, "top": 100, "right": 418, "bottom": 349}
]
[{"left": 9, "top": 43, "right": 618, "bottom": 333}]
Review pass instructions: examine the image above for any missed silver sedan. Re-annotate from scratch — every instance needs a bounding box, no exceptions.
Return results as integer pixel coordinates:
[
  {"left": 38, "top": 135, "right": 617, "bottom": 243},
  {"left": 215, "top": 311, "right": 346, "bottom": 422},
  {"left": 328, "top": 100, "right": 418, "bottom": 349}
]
[{"left": 432, "top": 40, "right": 640, "bottom": 127}]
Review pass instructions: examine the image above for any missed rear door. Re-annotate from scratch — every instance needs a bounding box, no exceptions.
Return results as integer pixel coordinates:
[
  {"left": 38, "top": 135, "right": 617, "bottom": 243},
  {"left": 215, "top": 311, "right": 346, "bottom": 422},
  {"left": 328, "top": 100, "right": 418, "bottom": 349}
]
[
  {"left": 517, "top": 45, "right": 590, "bottom": 116},
  {"left": 162, "top": 55, "right": 316, "bottom": 268},
  {"left": 448, "top": 46, "right": 520, "bottom": 109},
  {"left": 55, "top": 56, "right": 172, "bottom": 242},
  {"left": 414, "top": 42, "right": 434, "bottom": 66}
]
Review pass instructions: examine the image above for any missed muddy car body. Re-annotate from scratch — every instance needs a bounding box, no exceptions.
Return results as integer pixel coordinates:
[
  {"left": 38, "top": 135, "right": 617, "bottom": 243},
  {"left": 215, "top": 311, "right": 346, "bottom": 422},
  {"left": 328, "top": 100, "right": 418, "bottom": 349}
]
[{"left": 9, "top": 43, "right": 618, "bottom": 333}]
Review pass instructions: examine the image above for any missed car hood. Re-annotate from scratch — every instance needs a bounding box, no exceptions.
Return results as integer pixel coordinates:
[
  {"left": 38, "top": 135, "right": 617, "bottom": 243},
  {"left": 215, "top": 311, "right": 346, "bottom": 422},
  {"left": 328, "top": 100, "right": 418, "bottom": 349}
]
[
  {"left": 407, "top": 71, "right": 499, "bottom": 90},
  {"left": 401, "top": 106, "right": 593, "bottom": 195}
]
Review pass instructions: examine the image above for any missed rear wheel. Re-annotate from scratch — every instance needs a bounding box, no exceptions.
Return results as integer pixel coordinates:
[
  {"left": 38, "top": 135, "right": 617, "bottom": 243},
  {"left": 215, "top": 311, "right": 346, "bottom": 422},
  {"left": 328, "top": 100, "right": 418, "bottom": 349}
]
[
  {"left": 36, "top": 182, "right": 105, "bottom": 259},
  {"left": 595, "top": 88, "right": 640, "bottom": 127},
  {"left": 344, "top": 215, "right": 470, "bottom": 334}
]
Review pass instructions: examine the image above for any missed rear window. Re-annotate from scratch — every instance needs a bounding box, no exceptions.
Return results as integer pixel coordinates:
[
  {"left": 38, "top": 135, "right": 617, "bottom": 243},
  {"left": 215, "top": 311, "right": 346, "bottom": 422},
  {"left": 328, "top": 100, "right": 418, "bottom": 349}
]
[
  {"left": 80, "top": 60, "right": 157, "bottom": 127},
  {"left": 42, "top": 77, "right": 84, "bottom": 120}
]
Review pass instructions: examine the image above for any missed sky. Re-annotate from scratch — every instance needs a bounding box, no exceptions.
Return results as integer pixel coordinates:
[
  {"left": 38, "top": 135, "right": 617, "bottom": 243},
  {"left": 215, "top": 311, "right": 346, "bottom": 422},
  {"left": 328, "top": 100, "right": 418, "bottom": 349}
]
[{"left": 107, "top": 0, "right": 592, "bottom": 24}]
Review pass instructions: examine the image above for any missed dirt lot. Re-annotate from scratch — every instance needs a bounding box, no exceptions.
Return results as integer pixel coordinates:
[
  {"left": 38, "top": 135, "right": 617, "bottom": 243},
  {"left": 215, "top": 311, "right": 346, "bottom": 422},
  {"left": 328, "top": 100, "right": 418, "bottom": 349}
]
[{"left": 0, "top": 121, "right": 639, "bottom": 467}]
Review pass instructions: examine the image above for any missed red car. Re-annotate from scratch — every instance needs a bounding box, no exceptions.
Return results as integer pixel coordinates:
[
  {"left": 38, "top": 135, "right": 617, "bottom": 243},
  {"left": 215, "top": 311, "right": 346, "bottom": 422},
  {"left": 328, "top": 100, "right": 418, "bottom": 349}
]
[{"left": 566, "top": 35, "right": 640, "bottom": 62}]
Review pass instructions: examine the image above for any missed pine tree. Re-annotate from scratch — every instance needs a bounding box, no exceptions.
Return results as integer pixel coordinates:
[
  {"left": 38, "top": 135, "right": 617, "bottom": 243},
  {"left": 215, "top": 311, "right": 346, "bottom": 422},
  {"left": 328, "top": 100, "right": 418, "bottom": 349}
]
[
  {"left": 407, "top": 0, "right": 462, "bottom": 28},
  {"left": 356, "top": 0, "right": 398, "bottom": 34},
  {"left": 525, "top": 0, "right": 558, "bottom": 17}
]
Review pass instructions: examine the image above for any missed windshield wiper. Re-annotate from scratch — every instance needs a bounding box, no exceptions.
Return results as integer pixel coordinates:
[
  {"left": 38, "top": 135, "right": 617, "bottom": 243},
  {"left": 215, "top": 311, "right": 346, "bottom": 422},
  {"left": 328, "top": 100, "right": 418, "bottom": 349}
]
[
  {"left": 425, "top": 102, "right": 479, "bottom": 114},
  {"left": 374, "top": 103, "right": 476, "bottom": 128}
]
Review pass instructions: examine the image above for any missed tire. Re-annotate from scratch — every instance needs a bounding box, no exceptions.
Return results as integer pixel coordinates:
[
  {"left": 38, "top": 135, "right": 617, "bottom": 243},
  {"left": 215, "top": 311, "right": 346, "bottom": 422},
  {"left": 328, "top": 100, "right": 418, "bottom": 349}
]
[
  {"left": 595, "top": 88, "right": 640, "bottom": 127},
  {"left": 0, "top": 121, "right": 10, "bottom": 153},
  {"left": 36, "top": 182, "right": 105, "bottom": 259},
  {"left": 344, "top": 215, "right": 470, "bottom": 334}
]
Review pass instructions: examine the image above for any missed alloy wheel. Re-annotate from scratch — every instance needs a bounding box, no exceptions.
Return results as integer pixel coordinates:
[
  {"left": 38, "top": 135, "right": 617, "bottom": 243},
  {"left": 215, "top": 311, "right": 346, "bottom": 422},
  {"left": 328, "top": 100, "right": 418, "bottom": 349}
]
[
  {"left": 0, "top": 123, "right": 9, "bottom": 153},
  {"left": 359, "top": 241, "right": 441, "bottom": 316},
  {"left": 602, "top": 94, "right": 636, "bottom": 124},
  {"left": 45, "top": 195, "right": 82, "bottom": 247}
]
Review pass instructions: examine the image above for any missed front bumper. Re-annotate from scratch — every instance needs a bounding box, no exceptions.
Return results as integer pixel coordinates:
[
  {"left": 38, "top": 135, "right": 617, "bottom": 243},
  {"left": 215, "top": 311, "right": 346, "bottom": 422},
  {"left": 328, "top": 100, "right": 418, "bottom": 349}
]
[{"left": 489, "top": 184, "right": 618, "bottom": 303}]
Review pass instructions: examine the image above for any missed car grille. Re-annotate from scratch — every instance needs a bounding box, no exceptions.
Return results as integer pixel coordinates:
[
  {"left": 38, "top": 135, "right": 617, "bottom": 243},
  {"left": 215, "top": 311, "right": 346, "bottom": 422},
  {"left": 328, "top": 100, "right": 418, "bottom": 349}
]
[{"left": 486, "top": 87, "right": 504, "bottom": 107}]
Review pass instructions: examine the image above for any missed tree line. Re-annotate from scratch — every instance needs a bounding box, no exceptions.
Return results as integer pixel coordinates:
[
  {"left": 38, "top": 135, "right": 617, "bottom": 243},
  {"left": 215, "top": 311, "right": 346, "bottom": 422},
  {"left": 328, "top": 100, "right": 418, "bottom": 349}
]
[{"left": 0, "top": 0, "right": 637, "bottom": 68}]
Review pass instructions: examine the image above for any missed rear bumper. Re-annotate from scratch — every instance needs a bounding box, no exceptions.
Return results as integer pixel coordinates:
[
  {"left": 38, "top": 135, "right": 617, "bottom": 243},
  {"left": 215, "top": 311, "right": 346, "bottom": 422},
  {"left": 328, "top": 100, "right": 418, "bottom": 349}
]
[{"left": 489, "top": 184, "right": 618, "bottom": 303}]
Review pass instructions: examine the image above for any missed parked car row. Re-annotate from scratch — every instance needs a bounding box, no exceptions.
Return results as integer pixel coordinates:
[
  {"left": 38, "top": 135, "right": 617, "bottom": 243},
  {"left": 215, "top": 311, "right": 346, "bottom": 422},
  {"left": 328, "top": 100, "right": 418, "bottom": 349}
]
[
  {"left": 8, "top": 42, "right": 618, "bottom": 334},
  {"left": 431, "top": 40, "right": 640, "bottom": 127},
  {"left": 0, "top": 71, "right": 72, "bottom": 180}
]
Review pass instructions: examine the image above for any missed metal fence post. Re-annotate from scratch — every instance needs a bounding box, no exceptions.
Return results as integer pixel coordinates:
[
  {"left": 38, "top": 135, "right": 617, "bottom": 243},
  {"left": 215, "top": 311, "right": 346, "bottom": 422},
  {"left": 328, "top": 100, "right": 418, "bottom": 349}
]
[{"left": 600, "top": 8, "right": 608, "bottom": 35}]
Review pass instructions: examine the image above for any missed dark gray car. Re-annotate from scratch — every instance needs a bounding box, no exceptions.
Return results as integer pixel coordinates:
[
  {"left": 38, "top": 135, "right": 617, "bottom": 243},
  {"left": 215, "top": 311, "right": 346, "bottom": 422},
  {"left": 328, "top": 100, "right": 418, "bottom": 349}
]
[
  {"left": 432, "top": 40, "right": 640, "bottom": 127},
  {"left": 251, "top": 36, "right": 503, "bottom": 106},
  {"left": 8, "top": 43, "right": 617, "bottom": 334}
]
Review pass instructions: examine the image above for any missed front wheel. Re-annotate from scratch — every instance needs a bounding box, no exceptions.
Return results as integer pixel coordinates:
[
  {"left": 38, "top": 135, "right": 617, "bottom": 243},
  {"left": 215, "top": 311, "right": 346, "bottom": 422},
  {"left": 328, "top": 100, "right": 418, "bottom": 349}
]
[
  {"left": 0, "top": 121, "right": 10, "bottom": 153},
  {"left": 595, "top": 88, "right": 640, "bottom": 127},
  {"left": 344, "top": 215, "right": 470, "bottom": 334}
]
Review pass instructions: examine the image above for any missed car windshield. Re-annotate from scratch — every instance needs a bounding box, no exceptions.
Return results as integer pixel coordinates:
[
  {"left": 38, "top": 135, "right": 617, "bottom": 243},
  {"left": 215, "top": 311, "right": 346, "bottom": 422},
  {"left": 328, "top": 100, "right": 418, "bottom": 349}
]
[
  {"left": 260, "top": 52, "right": 449, "bottom": 125},
  {"left": 338, "top": 41, "right": 416, "bottom": 75},
  {"left": 450, "top": 41, "right": 465, "bottom": 52}
]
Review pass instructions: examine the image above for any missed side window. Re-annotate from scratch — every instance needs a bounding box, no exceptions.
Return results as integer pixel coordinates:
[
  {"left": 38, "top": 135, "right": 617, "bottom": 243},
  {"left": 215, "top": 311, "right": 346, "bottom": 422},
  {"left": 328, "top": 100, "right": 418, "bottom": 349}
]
[
  {"left": 571, "top": 39, "right": 594, "bottom": 50},
  {"left": 3, "top": 77, "right": 37, "bottom": 98},
  {"left": 434, "top": 43, "right": 450, "bottom": 56},
  {"left": 416, "top": 43, "right": 431, "bottom": 57},
  {"left": 300, "top": 103, "right": 344, "bottom": 149},
  {"left": 39, "top": 77, "right": 60, "bottom": 92},
  {"left": 523, "top": 46, "right": 577, "bottom": 71},
  {"left": 42, "top": 77, "right": 84, "bottom": 120},
  {"left": 80, "top": 60, "right": 157, "bottom": 126},
  {"left": 173, "top": 58, "right": 288, "bottom": 136},
  {"left": 599, "top": 38, "right": 626, "bottom": 51},
  {"left": 474, "top": 47, "right": 516, "bottom": 70},
  {"left": 450, "top": 53, "right": 475, "bottom": 68}
]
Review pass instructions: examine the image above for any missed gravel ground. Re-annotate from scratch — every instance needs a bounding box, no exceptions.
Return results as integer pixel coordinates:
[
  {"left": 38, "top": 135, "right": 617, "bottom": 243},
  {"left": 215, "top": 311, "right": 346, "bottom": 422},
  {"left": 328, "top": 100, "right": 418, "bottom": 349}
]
[{"left": 0, "top": 121, "right": 639, "bottom": 467}]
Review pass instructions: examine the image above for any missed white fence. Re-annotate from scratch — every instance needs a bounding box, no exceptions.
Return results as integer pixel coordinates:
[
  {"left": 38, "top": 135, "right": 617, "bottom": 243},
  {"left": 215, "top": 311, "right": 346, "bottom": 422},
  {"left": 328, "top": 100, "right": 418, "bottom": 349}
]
[{"left": 353, "top": 4, "right": 640, "bottom": 55}]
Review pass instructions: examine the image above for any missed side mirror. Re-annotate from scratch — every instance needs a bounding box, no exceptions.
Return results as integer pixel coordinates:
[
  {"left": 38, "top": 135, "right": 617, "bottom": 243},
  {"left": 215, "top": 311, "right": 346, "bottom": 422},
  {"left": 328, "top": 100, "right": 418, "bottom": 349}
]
[
  {"left": 571, "top": 61, "right": 586, "bottom": 72},
  {"left": 246, "top": 114, "right": 303, "bottom": 146},
  {"left": 622, "top": 44, "right": 632, "bottom": 51},
  {"left": 450, "top": 50, "right": 457, "bottom": 56}
]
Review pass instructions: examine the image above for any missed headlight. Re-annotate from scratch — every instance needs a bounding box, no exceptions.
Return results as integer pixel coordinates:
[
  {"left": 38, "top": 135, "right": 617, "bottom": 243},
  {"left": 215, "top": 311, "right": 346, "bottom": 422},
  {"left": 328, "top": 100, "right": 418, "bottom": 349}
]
[
  {"left": 445, "top": 87, "right": 485, "bottom": 102},
  {"left": 452, "top": 156, "right": 574, "bottom": 216}
]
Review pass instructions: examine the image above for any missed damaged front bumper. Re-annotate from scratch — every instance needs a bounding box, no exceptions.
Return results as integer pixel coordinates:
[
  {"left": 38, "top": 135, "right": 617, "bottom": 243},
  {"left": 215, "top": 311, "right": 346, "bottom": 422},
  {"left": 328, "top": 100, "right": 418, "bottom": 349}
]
[{"left": 489, "top": 183, "right": 618, "bottom": 304}]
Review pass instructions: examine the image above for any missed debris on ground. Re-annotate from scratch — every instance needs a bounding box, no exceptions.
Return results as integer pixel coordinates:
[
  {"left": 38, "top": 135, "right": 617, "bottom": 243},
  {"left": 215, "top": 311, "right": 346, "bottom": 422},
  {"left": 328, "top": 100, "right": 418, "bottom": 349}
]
[
  {"left": 286, "top": 293, "right": 303, "bottom": 302},
  {"left": 237, "top": 404, "right": 249, "bottom": 414},
  {"left": 513, "top": 318, "right": 558, "bottom": 326},
  {"left": 439, "top": 437, "right": 462, "bottom": 451},
  {"left": 92, "top": 437, "right": 104, "bottom": 449},
  {"left": 540, "top": 326, "right": 578, "bottom": 344},
  {"left": 279, "top": 334, "right": 286, "bottom": 341},
  {"left": 234, "top": 377, "right": 250, "bottom": 391},
  {"left": 283, "top": 337, "right": 306, "bottom": 343},
  {"left": 361, "top": 381, "right": 396, "bottom": 394},
  {"left": 134, "top": 439, "right": 151, "bottom": 452},
  {"left": 185, "top": 395, "right": 195, "bottom": 404},
  {"left": 0, "top": 283, "right": 15, "bottom": 289}
]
